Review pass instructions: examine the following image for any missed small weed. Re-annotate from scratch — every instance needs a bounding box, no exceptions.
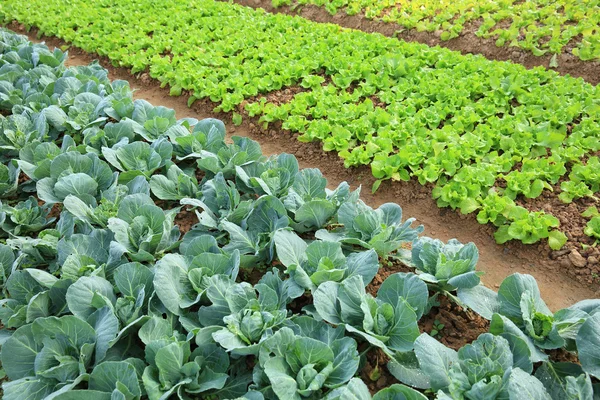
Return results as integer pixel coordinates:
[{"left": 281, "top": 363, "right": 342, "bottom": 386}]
[
  {"left": 431, "top": 319, "right": 445, "bottom": 337},
  {"left": 368, "top": 364, "right": 381, "bottom": 381}
]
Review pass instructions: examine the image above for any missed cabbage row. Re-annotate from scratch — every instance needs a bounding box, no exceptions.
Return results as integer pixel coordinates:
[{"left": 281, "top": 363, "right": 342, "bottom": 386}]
[
  {"left": 270, "top": 0, "right": 600, "bottom": 61},
  {"left": 1, "top": 0, "right": 599, "bottom": 250},
  {"left": 1, "top": 28, "right": 600, "bottom": 400}
]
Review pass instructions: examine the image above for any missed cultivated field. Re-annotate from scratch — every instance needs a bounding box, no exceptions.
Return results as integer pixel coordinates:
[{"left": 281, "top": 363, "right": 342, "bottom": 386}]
[{"left": 0, "top": 0, "right": 599, "bottom": 398}]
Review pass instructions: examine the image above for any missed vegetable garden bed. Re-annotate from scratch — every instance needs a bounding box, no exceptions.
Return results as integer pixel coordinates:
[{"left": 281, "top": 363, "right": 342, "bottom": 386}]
[
  {"left": 1, "top": 0, "right": 599, "bottom": 287},
  {"left": 1, "top": 28, "right": 600, "bottom": 400},
  {"left": 230, "top": 0, "right": 600, "bottom": 85},
  {"left": 263, "top": 0, "right": 600, "bottom": 62},
  {"left": 17, "top": 26, "right": 596, "bottom": 311}
]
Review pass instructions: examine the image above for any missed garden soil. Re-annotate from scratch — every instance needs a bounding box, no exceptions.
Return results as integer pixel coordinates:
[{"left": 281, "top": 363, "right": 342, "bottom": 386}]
[{"left": 17, "top": 26, "right": 598, "bottom": 312}]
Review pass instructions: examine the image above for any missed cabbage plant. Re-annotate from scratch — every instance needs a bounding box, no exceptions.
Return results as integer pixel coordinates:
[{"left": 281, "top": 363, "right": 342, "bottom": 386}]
[
  {"left": 274, "top": 229, "right": 379, "bottom": 291},
  {"left": 251, "top": 317, "right": 360, "bottom": 399},
  {"left": 1, "top": 313, "right": 120, "bottom": 399},
  {"left": 180, "top": 172, "right": 248, "bottom": 232},
  {"left": 316, "top": 200, "right": 423, "bottom": 258},
  {"left": 413, "top": 333, "right": 552, "bottom": 399},
  {"left": 127, "top": 99, "right": 180, "bottom": 142},
  {"left": 36, "top": 151, "right": 117, "bottom": 204},
  {"left": 326, "top": 378, "right": 427, "bottom": 400},
  {"left": 0, "top": 267, "right": 68, "bottom": 329},
  {"left": 107, "top": 193, "right": 180, "bottom": 262},
  {"left": 235, "top": 153, "right": 298, "bottom": 198},
  {"left": 0, "top": 242, "right": 15, "bottom": 291},
  {"left": 0, "top": 196, "right": 55, "bottom": 235},
  {"left": 0, "top": 161, "right": 19, "bottom": 198},
  {"left": 313, "top": 273, "right": 428, "bottom": 353},
  {"left": 169, "top": 117, "right": 227, "bottom": 160},
  {"left": 142, "top": 340, "right": 231, "bottom": 400},
  {"left": 411, "top": 237, "right": 482, "bottom": 297},
  {"left": 196, "top": 136, "right": 264, "bottom": 179},
  {"left": 283, "top": 168, "right": 357, "bottom": 233},
  {"left": 0, "top": 112, "right": 46, "bottom": 157},
  {"left": 62, "top": 175, "right": 150, "bottom": 229},
  {"left": 153, "top": 234, "right": 241, "bottom": 316},
  {"left": 57, "top": 229, "right": 124, "bottom": 280},
  {"left": 197, "top": 269, "right": 301, "bottom": 356},
  {"left": 150, "top": 164, "right": 200, "bottom": 200},
  {"left": 102, "top": 136, "right": 172, "bottom": 183},
  {"left": 460, "top": 273, "right": 596, "bottom": 365},
  {"left": 83, "top": 119, "right": 137, "bottom": 153}
]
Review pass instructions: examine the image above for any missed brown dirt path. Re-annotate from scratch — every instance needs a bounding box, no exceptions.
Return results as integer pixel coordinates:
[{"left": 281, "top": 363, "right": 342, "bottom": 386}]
[
  {"left": 20, "top": 29, "right": 598, "bottom": 311},
  {"left": 228, "top": 0, "right": 600, "bottom": 85}
]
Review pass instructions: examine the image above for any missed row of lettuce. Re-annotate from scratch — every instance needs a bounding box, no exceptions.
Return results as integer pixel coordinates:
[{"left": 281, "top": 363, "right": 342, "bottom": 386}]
[
  {"left": 1, "top": 0, "right": 599, "bottom": 250},
  {"left": 1, "top": 28, "right": 600, "bottom": 400},
  {"left": 269, "top": 0, "right": 600, "bottom": 61}
]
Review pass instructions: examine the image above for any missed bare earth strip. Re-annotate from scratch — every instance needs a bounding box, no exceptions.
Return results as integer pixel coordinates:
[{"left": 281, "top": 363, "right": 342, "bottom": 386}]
[
  {"left": 227, "top": 0, "right": 600, "bottom": 85},
  {"left": 15, "top": 26, "right": 597, "bottom": 310}
]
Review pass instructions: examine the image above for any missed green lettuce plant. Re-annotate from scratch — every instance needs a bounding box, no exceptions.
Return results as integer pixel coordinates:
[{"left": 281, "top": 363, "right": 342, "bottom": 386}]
[{"left": 582, "top": 207, "right": 600, "bottom": 241}]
